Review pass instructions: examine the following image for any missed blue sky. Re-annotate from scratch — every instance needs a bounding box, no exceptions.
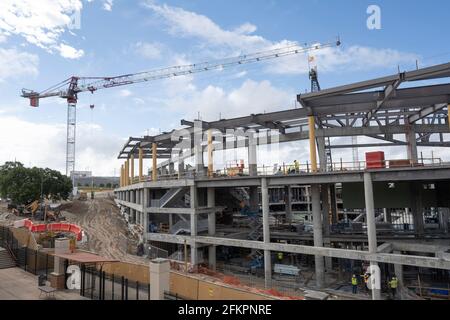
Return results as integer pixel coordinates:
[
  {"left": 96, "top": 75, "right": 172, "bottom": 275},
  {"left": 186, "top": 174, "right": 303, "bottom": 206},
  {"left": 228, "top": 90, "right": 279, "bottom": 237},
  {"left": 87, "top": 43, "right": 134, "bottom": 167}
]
[{"left": 1, "top": 0, "right": 450, "bottom": 175}]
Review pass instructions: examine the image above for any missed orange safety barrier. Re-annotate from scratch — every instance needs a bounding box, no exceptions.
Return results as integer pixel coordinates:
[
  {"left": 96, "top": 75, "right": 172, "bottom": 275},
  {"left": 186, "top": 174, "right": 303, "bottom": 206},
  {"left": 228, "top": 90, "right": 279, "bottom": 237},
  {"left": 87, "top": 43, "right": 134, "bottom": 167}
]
[{"left": 19, "top": 219, "right": 83, "bottom": 241}]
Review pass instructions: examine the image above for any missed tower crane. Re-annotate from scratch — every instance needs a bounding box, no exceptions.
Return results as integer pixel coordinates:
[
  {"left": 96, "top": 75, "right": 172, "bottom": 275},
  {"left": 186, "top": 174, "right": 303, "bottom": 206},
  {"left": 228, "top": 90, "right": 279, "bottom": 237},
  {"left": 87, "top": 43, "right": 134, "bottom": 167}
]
[{"left": 21, "top": 39, "right": 341, "bottom": 182}]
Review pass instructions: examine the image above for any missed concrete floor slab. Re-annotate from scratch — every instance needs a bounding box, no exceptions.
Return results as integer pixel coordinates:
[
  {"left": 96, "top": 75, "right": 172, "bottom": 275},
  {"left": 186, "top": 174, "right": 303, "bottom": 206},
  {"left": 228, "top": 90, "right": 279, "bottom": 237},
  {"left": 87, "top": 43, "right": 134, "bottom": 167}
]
[{"left": 0, "top": 268, "right": 88, "bottom": 300}]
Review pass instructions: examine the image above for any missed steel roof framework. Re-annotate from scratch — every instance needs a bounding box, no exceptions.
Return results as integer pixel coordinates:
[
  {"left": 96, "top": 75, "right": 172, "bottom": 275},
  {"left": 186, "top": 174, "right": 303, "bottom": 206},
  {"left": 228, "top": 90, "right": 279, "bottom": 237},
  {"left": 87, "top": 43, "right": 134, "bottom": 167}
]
[{"left": 117, "top": 62, "right": 450, "bottom": 161}]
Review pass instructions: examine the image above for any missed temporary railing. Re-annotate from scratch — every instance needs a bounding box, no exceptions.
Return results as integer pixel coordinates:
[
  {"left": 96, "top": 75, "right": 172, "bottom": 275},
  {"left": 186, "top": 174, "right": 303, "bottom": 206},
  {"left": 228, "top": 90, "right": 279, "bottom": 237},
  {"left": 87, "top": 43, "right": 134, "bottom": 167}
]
[{"left": 118, "top": 157, "right": 446, "bottom": 186}]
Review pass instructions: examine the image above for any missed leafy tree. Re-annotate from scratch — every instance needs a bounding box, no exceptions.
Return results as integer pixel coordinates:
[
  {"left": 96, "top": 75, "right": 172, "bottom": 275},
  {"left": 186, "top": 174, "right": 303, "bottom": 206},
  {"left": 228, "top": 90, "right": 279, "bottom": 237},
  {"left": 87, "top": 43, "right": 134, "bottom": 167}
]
[
  {"left": 99, "top": 183, "right": 105, "bottom": 188},
  {"left": 0, "top": 162, "right": 72, "bottom": 204},
  {"left": 106, "top": 183, "right": 112, "bottom": 188}
]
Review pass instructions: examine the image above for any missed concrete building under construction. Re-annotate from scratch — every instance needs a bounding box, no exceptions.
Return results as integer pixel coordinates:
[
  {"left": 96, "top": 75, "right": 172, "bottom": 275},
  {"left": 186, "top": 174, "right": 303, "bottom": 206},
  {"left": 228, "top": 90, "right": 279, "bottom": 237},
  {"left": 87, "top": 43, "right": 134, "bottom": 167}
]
[{"left": 114, "top": 62, "right": 450, "bottom": 299}]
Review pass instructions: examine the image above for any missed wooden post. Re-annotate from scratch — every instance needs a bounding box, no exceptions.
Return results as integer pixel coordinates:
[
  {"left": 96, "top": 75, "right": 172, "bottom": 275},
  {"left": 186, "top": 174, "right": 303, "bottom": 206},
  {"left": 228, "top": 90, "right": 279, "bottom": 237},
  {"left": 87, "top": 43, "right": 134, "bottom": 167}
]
[{"left": 308, "top": 116, "right": 318, "bottom": 173}]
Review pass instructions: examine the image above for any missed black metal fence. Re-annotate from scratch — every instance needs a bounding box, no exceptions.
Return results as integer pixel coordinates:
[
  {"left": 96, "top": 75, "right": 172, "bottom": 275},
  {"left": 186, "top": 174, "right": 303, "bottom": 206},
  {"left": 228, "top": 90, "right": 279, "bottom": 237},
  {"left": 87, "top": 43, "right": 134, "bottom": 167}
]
[
  {"left": 1, "top": 225, "right": 181, "bottom": 300},
  {"left": 80, "top": 265, "right": 152, "bottom": 300}
]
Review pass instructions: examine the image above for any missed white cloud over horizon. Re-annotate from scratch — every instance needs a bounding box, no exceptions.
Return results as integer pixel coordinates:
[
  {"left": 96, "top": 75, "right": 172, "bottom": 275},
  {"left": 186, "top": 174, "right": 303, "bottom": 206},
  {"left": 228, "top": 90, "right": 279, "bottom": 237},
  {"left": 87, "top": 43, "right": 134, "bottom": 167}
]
[{"left": 0, "top": 115, "right": 125, "bottom": 176}]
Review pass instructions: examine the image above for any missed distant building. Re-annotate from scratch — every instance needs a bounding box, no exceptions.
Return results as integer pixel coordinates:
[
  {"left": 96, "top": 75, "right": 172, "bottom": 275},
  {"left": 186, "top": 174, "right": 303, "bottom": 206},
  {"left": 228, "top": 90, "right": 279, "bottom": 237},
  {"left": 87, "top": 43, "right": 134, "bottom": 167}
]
[{"left": 70, "top": 171, "right": 92, "bottom": 179}]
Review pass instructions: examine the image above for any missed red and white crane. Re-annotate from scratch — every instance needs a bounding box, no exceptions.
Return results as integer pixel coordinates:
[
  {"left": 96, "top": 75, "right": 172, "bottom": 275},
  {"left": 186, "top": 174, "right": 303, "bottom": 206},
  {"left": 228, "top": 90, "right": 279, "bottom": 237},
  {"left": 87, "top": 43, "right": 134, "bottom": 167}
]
[{"left": 21, "top": 39, "right": 341, "bottom": 181}]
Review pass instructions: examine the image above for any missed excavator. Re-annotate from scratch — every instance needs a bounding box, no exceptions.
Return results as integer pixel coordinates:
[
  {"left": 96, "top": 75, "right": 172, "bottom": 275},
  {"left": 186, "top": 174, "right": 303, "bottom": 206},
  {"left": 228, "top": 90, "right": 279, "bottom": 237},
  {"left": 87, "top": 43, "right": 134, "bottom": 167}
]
[{"left": 24, "top": 200, "right": 61, "bottom": 221}]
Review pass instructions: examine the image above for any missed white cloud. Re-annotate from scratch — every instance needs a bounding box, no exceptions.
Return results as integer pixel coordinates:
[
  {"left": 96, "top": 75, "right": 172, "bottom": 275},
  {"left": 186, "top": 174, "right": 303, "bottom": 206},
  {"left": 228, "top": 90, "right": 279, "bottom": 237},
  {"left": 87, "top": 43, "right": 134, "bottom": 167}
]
[
  {"left": 0, "top": 48, "right": 39, "bottom": 81},
  {"left": 56, "top": 43, "right": 84, "bottom": 59},
  {"left": 119, "top": 89, "right": 132, "bottom": 97},
  {"left": 144, "top": 1, "right": 268, "bottom": 52},
  {"left": 0, "top": 0, "right": 84, "bottom": 59},
  {"left": 0, "top": 115, "right": 124, "bottom": 176},
  {"left": 159, "top": 78, "right": 293, "bottom": 121},
  {"left": 144, "top": 1, "right": 419, "bottom": 74},
  {"left": 233, "top": 22, "right": 257, "bottom": 35},
  {"left": 265, "top": 45, "right": 420, "bottom": 75},
  {"left": 102, "top": 0, "right": 114, "bottom": 11},
  {"left": 134, "top": 41, "right": 164, "bottom": 60}
]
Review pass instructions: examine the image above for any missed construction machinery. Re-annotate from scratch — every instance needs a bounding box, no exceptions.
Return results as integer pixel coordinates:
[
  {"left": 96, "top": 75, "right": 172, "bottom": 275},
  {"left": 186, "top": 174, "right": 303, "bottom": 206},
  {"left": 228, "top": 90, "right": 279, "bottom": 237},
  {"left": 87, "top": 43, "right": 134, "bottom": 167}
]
[
  {"left": 21, "top": 39, "right": 341, "bottom": 185},
  {"left": 78, "top": 192, "right": 87, "bottom": 201}
]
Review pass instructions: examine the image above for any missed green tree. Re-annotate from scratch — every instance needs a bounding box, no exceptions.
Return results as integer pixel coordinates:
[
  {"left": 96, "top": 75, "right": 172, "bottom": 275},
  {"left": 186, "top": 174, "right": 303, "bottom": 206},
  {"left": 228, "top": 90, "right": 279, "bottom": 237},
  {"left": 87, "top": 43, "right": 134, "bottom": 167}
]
[
  {"left": 106, "top": 182, "right": 112, "bottom": 188},
  {"left": 0, "top": 162, "right": 72, "bottom": 204}
]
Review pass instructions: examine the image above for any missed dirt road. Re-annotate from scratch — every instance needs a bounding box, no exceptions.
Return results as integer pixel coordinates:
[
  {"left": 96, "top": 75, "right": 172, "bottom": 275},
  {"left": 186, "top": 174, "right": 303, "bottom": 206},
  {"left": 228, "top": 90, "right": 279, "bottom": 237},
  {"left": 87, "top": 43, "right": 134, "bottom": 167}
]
[{"left": 61, "top": 195, "right": 147, "bottom": 265}]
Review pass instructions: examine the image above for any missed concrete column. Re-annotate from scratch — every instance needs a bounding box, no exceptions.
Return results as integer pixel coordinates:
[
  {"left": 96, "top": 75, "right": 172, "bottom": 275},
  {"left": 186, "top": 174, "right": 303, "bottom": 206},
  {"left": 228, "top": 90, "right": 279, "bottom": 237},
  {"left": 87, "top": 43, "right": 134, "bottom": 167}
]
[
  {"left": 248, "top": 131, "right": 257, "bottom": 176},
  {"left": 406, "top": 127, "right": 418, "bottom": 164},
  {"left": 178, "top": 161, "right": 185, "bottom": 179},
  {"left": 364, "top": 172, "right": 381, "bottom": 300},
  {"left": 393, "top": 250, "right": 404, "bottom": 290},
  {"left": 169, "top": 162, "right": 175, "bottom": 175},
  {"left": 143, "top": 212, "right": 149, "bottom": 237},
  {"left": 149, "top": 258, "right": 170, "bottom": 300},
  {"left": 207, "top": 187, "right": 216, "bottom": 270},
  {"left": 152, "top": 142, "right": 157, "bottom": 181},
  {"left": 308, "top": 116, "right": 318, "bottom": 173},
  {"left": 249, "top": 187, "right": 259, "bottom": 212},
  {"left": 169, "top": 214, "right": 173, "bottom": 229},
  {"left": 411, "top": 183, "right": 424, "bottom": 237},
  {"left": 321, "top": 185, "right": 330, "bottom": 237},
  {"left": 207, "top": 129, "right": 214, "bottom": 177},
  {"left": 130, "top": 154, "right": 134, "bottom": 184},
  {"left": 311, "top": 184, "right": 325, "bottom": 288},
  {"left": 142, "top": 188, "right": 148, "bottom": 216},
  {"left": 316, "top": 136, "right": 327, "bottom": 172},
  {"left": 261, "top": 178, "right": 271, "bottom": 288},
  {"left": 285, "top": 186, "right": 292, "bottom": 224},
  {"left": 439, "top": 208, "right": 449, "bottom": 233},
  {"left": 190, "top": 185, "right": 198, "bottom": 266},
  {"left": 329, "top": 184, "right": 338, "bottom": 224}
]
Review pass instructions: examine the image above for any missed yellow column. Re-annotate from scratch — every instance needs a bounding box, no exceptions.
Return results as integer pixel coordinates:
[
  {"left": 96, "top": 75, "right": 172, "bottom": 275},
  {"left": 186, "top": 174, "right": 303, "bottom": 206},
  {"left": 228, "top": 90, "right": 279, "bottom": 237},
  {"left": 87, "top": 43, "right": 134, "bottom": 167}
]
[
  {"left": 130, "top": 154, "right": 134, "bottom": 184},
  {"left": 447, "top": 104, "right": 450, "bottom": 130},
  {"left": 120, "top": 165, "right": 123, "bottom": 187},
  {"left": 152, "top": 142, "right": 157, "bottom": 181},
  {"left": 138, "top": 147, "right": 143, "bottom": 182},
  {"left": 308, "top": 116, "right": 318, "bottom": 173},
  {"left": 207, "top": 129, "right": 213, "bottom": 177}
]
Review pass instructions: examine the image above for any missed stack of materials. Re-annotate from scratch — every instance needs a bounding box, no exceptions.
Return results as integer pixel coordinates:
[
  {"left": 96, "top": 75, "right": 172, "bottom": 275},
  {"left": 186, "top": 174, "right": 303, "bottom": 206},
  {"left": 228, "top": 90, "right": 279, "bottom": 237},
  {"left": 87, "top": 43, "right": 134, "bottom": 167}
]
[{"left": 365, "top": 151, "right": 385, "bottom": 169}]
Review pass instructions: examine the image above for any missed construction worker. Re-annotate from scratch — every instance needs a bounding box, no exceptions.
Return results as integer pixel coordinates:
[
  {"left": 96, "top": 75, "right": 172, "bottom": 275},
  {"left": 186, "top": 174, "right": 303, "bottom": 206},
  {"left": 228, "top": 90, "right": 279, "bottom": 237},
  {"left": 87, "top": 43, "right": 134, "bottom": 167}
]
[
  {"left": 351, "top": 274, "right": 358, "bottom": 294},
  {"left": 294, "top": 160, "right": 300, "bottom": 173},
  {"left": 362, "top": 272, "right": 370, "bottom": 292},
  {"left": 277, "top": 252, "right": 283, "bottom": 263},
  {"left": 388, "top": 275, "right": 399, "bottom": 299}
]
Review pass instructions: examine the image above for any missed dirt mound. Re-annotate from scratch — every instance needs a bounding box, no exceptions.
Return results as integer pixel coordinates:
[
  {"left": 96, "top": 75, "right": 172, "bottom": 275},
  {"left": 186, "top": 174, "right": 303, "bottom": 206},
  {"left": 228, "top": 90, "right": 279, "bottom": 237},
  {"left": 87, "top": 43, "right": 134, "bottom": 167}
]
[{"left": 59, "top": 200, "right": 89, "bottom": 214}]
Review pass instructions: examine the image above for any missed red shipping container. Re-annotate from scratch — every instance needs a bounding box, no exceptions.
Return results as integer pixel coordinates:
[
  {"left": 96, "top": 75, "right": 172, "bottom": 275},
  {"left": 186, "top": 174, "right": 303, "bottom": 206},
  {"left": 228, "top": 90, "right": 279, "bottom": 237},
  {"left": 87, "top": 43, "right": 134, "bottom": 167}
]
[{"left": 366, "top": 151, "right": 385, "bottom": 169}]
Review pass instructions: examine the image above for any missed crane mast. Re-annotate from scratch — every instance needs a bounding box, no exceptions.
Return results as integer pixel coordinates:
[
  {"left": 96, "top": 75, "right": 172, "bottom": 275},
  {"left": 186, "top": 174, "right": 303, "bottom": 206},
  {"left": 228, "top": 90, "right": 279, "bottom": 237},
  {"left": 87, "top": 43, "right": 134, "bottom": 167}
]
[{"left": 21, "top": 39, "right": 341, "bottom": 182}]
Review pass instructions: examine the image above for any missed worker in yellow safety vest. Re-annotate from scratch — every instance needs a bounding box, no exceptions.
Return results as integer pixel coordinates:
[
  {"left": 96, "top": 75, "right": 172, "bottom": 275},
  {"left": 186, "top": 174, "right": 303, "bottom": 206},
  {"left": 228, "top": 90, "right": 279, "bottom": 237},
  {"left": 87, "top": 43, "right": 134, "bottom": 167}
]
[
  {"left": 362, "top": 272, "right": 370, "bottom": 292},
  {"left": 388, "top": 275, "right": 399, "bottom": 299},
  {"left": 351, "top": 274, "right": 358, "bottom": 294},
  {"left": 277, "top": 252, "right": 283, "bottom": 262}
]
